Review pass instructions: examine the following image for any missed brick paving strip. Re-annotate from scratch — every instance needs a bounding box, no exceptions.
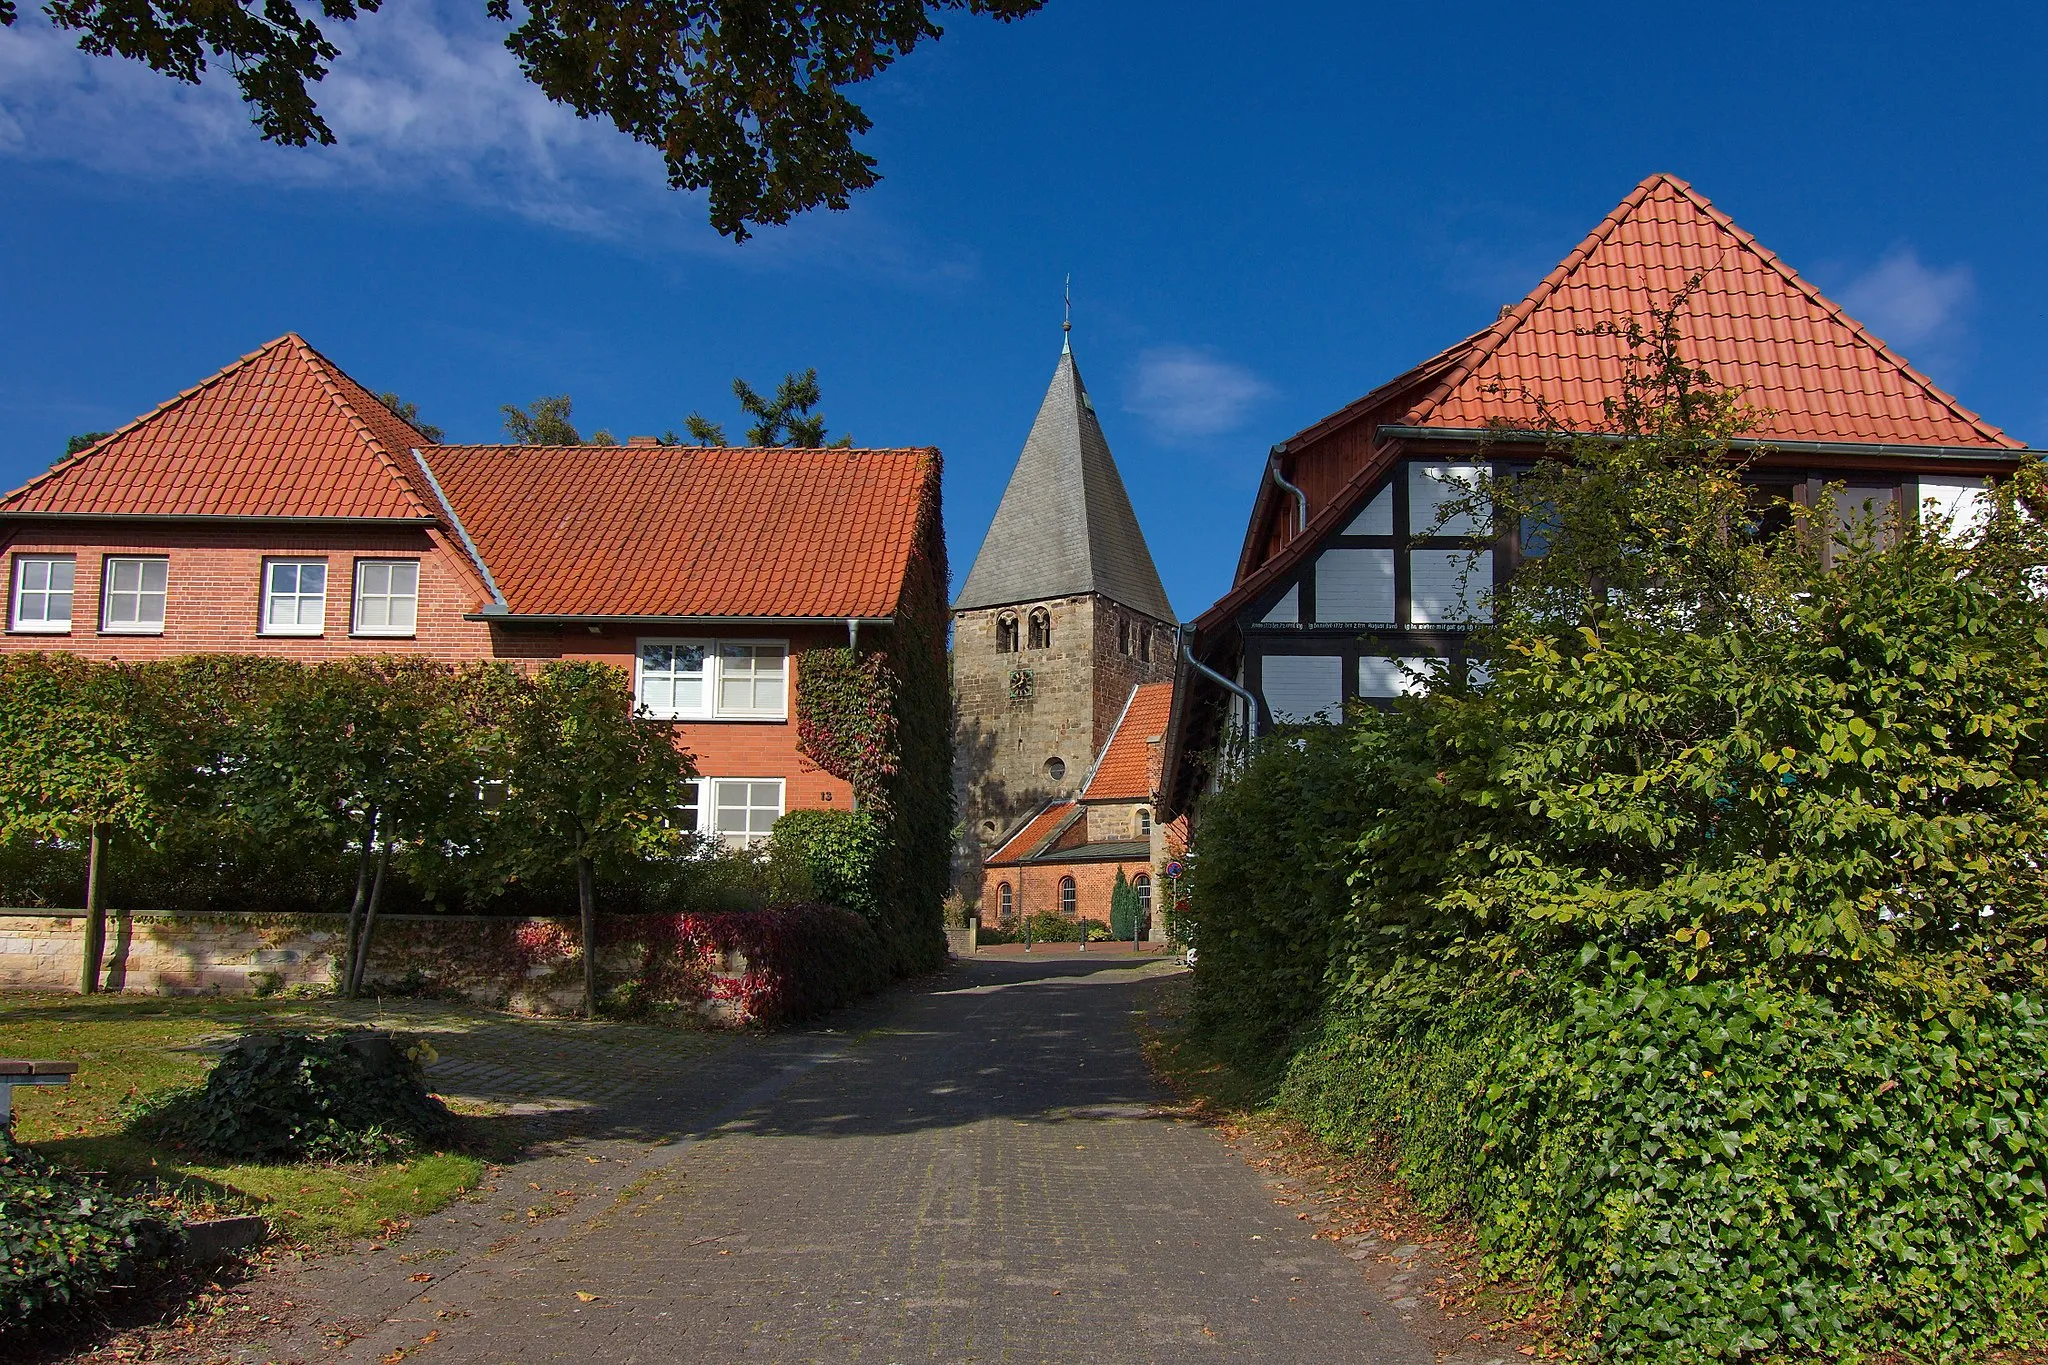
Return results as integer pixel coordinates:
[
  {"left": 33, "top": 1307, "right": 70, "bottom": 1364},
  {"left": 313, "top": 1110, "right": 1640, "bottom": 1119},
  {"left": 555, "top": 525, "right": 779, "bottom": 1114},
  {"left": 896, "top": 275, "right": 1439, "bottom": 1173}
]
[{"left": 120, "top": 960, "right": 1520, "bottom": 1365}]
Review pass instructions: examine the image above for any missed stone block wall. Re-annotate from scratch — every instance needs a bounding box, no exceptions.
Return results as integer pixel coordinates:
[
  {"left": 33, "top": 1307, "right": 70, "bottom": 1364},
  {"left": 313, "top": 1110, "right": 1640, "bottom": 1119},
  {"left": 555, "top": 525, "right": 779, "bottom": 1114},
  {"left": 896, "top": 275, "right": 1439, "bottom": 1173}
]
[{"left": 0, "top": 910, "right": 728, "bottom": 1018}]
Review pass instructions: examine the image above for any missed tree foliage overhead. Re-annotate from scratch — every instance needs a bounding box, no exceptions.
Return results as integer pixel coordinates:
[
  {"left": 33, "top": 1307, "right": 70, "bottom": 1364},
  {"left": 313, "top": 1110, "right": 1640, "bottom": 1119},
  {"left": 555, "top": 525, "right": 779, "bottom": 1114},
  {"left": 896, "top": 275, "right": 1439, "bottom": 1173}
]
[
  {"left": 377, "top": 391, "right": 445, "bottom": 443},
  {"left": 501, "top": 394, "right": 616, "bottom": 446},
  {"left": 681, "top": 368, "right": 850, "bottom": 447},
  {"left": 11, "top": 0, "right": 1045, "bottom": 239}
]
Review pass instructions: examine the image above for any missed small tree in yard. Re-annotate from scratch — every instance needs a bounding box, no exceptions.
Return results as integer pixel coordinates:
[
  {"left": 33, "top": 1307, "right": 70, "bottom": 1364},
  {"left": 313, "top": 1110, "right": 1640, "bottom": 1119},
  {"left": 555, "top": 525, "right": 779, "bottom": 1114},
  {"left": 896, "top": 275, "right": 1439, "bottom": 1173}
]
[
  {"left": 235, "top": 658, "right": 482, "bottom": 997},
  {"left": 0, "top": 655, "right": 163, "bottom": 992},
  {"left": 492, "top": 662, "right": 697, "bottom": 1017}
]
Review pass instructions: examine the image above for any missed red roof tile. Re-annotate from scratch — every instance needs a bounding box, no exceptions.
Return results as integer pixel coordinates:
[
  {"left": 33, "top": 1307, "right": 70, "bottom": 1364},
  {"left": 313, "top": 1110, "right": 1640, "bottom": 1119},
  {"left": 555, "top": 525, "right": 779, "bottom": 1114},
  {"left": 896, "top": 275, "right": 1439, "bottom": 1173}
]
[
  {"left": 985, "top": 801, "right": 1081, "bottom": 866},
  {"left": 1406, "top": 175, "right": 2022, "bottom": 449},
  {"left": 423, "top": 443, "right": 939, "bottom": 619},
  {"left": 0, "top": 335, "right": 442, "bottom": 520},
  {"left": 1082, "top": 682, "right": 1174, "bottom": 802}
]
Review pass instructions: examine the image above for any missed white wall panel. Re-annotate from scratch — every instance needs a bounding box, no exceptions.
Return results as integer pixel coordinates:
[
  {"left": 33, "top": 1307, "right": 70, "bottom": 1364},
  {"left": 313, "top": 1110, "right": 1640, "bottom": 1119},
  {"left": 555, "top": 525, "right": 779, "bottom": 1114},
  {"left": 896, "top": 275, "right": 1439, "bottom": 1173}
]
[
  {"left": 1346, "top": 485, "right": 1394, "bottom": 536},
  {"left": 1315, "top": 548, "right": 1395, "bottom": 623},
  {"left": 1408, "top": 462, "right": 1484, "bottom": 537},
  {"left": 1916, "top": 475, "right": 1991, "bottom": 538},
  {"left": 1358, "top": 656, "right": 1433, "bottom": 698},
  {"left": 1262, "top": 583, "right": 1299, "bottom": 624},
  {"left": 1409, "top": 549, "right": 1492, "bottom": 624}
]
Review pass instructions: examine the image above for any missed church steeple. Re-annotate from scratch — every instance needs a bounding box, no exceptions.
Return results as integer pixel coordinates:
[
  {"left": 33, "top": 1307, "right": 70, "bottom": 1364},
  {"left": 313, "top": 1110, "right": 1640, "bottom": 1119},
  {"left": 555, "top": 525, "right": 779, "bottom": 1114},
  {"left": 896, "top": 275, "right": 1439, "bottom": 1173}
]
[{"left": 954, "top": 345, "right": 1174, "bottom": 624}]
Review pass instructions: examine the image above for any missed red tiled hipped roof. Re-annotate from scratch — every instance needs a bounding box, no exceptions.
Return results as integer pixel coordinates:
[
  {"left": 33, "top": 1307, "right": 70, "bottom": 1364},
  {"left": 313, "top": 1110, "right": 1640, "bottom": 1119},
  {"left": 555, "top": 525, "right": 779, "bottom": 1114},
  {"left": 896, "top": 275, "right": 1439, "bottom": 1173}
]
[
  {"left": 1404, "top": 174, "right": 2022, "bottom": 450},
  {"left": 1, "top": 335, "right": 442, "bottom": 520},
  {"left": 1082, "top": 681, "right": 1174, "bottom": 802},
  {"left": 423, "top": 443, "right": 938, "bottom": 619}
]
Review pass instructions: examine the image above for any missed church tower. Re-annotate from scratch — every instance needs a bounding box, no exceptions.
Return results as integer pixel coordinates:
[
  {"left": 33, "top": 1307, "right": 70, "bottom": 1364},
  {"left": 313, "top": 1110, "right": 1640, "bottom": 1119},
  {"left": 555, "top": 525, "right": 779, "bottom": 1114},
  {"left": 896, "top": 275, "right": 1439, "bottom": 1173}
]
[{"left": 952, "top": 333, "right": 1177, "bottom": 892}]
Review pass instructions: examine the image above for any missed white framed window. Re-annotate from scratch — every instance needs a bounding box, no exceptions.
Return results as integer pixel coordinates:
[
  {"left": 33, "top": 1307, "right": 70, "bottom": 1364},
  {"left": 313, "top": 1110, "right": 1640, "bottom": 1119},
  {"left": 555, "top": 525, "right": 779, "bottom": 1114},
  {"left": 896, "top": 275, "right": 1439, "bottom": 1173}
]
[
  {"left": 353, "top": 559, "right": 419, "bottom": 636},
  {"left": 1134, "top": 873, "right": 1152, "bottom": 918},
  {"left": 12, "top": 555, "right": 75, "bottom": 633},
  {"left": 638, "top": 640, "right": 711, "bottom": 718},
  {"left": 709, "top": 778, "right": 784, "bottom": 849},
  {"left": 102, "top": 556, "right": 167, "bottom": 634},
  {"left": 635, "top": 638, "right": 788, "bottom": 720},
  {"left": 1135, "top": 807, "right": 1152, "bottom": 837},
  {"left": 261, "top": 559, "right": 328, "bottom": 636},
  {"left": 1262, "top": 654, "right": 1344, "bottom": 723},
  {"left": 717, "top": 643, "right": 788, "bottom": 717},
  {"left": 673, "top": 780, "right": 704, "bottom": 835}
]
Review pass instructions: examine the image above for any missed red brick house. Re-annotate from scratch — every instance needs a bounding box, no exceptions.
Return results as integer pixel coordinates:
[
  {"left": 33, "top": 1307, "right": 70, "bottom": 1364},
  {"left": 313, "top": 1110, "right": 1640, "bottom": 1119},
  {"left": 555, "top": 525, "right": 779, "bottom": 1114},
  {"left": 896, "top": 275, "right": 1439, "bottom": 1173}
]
[
  {"left": 983, "top": 680, "right": 1183, "bottom": 934},
  {"left": 0, "top": 334, "right": 944, "bottom": 847}
]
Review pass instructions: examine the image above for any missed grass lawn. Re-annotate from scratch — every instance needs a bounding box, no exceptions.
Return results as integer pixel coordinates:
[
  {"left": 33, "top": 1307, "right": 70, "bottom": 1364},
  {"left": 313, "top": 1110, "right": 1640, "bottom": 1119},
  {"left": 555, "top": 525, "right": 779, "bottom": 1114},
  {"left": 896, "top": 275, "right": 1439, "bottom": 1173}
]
[{"left": 2, "top": 990, "right": 492, "bottom": 1242}]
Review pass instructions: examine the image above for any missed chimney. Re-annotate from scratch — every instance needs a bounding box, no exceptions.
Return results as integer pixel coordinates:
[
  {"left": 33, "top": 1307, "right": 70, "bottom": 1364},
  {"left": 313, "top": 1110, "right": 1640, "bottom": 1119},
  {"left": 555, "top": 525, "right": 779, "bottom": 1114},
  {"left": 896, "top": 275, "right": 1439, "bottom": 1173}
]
[{"left": 626, "top": 435, "right": 662, "bottom": 447}]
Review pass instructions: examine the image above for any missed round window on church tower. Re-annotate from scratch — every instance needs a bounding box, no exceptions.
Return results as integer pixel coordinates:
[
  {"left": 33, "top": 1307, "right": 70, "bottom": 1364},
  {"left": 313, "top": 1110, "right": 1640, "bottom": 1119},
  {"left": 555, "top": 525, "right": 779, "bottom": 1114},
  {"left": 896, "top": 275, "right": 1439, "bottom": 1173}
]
[{"left": 1044, "top": 756, "right": 1066, "bottom": 781}]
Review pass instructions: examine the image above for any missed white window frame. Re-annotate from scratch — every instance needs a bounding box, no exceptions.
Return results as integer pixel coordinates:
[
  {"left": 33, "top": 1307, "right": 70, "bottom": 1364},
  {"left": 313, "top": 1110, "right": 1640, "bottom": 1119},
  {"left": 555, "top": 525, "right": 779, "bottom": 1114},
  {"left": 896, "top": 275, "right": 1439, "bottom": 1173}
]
[
  {"left": 11, "top": 555, "right": 75, "bottom": 634},
  {"left": 705, "top": 777, "right": 785, "bottom": 849},
  {"left": 260, "top": 558, "right": 329, "bottom": 637},
  {"left": 101, "top": 555, "right": 168, "bottom": 635},
  {"left": 352, "top": 558, "right": 420, "bottom": 638},
  {"left": 634, "top": 637, "right": 789, "bottom": 721}
]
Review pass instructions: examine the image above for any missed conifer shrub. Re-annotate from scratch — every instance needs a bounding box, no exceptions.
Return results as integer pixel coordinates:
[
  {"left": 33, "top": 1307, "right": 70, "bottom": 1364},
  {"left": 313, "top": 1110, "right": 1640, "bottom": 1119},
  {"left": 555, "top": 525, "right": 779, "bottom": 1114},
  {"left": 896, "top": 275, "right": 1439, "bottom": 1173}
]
[{"left": 0, "top": 1128, "right": 182, "bottom": 1333}]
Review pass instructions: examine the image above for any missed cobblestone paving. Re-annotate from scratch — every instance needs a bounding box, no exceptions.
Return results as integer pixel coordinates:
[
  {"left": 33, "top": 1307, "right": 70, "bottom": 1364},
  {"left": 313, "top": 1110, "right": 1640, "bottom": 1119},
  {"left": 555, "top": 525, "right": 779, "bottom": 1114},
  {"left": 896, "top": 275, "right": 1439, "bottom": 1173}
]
[{"left": 184, "top": 960, "right": 1450, "bottom": 1364}]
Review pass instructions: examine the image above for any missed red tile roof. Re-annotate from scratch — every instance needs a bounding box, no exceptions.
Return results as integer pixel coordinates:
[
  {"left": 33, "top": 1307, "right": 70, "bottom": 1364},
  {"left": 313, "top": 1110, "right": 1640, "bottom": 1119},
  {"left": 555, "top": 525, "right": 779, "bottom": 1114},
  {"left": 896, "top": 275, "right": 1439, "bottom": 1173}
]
[
  {"left": 423, "top": 443, "right": 939, "bottom": 619},
  {"left": 1404, "top": 174, "right": 2022, "bottom": 449},
  {"left": 0, "top": 335, "right": 442, "bottom": 520},
  {"left": 1082, "top": 682, "right": 1173, "bottom": 802},
  {"left": 985, "top": 801, "right": 1081, "bottom": 866}
]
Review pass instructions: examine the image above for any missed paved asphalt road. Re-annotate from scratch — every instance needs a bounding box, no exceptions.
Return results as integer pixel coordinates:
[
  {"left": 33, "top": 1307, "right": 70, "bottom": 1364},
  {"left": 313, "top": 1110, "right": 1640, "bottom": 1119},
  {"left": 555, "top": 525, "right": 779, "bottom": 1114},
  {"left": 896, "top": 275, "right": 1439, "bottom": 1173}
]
[{"left": 223, "top": 956, "right": 1439, "bottom": 1364}]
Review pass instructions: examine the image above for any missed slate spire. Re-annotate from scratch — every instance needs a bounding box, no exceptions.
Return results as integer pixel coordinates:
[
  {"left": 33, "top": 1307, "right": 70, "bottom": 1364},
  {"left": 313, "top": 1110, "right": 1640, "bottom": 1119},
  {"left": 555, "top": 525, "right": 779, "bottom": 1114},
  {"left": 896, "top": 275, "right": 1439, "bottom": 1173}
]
[{"left": 954, "top": 346, "right": 1175, "bottom": 623}]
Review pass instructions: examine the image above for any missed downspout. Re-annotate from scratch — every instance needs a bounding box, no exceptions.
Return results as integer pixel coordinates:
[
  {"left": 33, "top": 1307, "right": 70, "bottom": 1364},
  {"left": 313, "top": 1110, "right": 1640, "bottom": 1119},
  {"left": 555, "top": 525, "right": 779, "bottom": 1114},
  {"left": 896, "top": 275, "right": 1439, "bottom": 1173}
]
[
  {"left": 1267, "top": 451, "right": 1308, "bottom": 536},
  {"left": 1178, "top": 624, "right": 1259, "bottom": 741}
]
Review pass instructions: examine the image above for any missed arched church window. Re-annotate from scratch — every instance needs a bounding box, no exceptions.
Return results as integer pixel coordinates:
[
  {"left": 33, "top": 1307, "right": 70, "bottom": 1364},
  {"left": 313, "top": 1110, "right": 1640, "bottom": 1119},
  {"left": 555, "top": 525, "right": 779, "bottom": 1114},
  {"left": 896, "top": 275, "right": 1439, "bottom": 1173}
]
[
  {"left": 1118, "top": 619, "right": 1133, "bottom": 656},
  {"left": 1059, "top": 876, "right": 1077, "bottom": 918},
  {"left": 1044, "top": 756, "right": 1066, "bottom": 781},
  {"left": 1028, "top": 608, "right": 1052, "bottom": 649},
  {"left": 1134, "top": 873, "right": 1152, "bottom": 919},
  {"left": 996, "top": 615, "right": 1019, "bottom": 652},
  {"left": 998, "top": 881, "right": 1014, "bottom": 921},
  {"left": 1139, "top": 627, "right": 1153, "bottom": 663},
  {"left": 1135, "top": 807, "right": 1151, "bottom": 837}
]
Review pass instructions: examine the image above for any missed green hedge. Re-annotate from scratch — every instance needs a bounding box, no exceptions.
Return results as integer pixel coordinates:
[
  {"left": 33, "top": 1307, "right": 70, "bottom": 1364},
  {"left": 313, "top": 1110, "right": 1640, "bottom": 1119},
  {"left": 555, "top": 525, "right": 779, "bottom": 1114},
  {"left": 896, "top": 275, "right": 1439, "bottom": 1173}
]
[
  {"left": 770, "top": 809, "right": 885, "bottom": 924},
  {"left": 0, "top": 1129, "right": 182, "bottom": 1333},
  {"left": 1283, "top": 973, "right": 2048, "bottom": 1359}
]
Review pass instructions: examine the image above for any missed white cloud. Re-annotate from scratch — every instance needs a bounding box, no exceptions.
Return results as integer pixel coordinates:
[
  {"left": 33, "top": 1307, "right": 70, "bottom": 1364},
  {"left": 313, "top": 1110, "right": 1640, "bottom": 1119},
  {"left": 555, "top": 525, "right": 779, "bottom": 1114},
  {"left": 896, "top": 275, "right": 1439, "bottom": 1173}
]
[
  {"left": 1839, "top": 247, "right": 1975, "bottom": 352},
  {"left": 1124, "top": 346, "right": 1271, "bottom": 440},
  {"left": 0, "top": 3, "right": 980, "bottom": 281}
]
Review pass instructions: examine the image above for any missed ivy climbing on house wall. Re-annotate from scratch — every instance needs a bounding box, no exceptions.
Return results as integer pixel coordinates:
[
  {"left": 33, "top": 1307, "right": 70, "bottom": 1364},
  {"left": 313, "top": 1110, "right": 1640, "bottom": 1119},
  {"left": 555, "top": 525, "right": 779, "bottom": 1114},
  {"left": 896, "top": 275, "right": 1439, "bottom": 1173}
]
[{"left": 795, "top": 646, "right": 900, "bottom": 813}]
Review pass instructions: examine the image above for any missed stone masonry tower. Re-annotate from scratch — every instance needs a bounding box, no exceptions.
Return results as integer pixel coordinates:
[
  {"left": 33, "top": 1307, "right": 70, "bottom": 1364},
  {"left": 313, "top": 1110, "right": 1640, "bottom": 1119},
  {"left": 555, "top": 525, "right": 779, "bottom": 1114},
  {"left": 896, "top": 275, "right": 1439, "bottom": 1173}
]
[{"left": 952, "top": 334, "right": 1177, "bottom": 894}]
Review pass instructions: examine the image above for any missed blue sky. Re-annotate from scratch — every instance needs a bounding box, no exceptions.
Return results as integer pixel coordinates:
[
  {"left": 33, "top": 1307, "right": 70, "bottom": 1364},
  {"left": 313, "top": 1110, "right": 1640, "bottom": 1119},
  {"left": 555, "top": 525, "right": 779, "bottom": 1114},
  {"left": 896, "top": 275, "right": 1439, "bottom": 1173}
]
[{"left": 3, "top": 1, "right": 2044, "bottom": 618}]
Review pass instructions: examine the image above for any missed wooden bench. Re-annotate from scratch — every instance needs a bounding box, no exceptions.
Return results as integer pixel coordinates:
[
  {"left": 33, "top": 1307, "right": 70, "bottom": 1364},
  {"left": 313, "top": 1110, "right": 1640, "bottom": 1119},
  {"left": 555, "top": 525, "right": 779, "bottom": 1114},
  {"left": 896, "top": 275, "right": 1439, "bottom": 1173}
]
[{"left": 0, "top": 1059, "right": 78, "bottom": 1125}]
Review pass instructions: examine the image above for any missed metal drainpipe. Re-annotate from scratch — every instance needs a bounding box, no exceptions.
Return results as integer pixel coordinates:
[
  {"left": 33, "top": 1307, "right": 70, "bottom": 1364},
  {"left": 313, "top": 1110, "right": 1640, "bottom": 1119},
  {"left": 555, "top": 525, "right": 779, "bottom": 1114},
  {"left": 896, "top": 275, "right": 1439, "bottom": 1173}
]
[
  {"left": 1268, "top": 452, "right": 1308, "bottom": 535},
  {"left": 1178, "top": 625, "right": 1260, "bottom": 741}
]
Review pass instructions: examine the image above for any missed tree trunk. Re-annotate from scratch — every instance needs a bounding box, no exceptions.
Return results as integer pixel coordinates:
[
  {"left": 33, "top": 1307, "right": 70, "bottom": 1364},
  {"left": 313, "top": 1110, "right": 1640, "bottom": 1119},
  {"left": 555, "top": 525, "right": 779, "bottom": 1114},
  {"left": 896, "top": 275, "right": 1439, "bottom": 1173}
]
[
  {"left": 78, "top": 823, "right": 107, "bottom": 995},
  {"left": 340, "top": 810, "right": 378, "bottom": 997},
  {"left": 577, "top": 854, "right": 598, "bottom": 1019},
  {"left": 348, "top": 836, "right": 393, "bottom": 1000}
]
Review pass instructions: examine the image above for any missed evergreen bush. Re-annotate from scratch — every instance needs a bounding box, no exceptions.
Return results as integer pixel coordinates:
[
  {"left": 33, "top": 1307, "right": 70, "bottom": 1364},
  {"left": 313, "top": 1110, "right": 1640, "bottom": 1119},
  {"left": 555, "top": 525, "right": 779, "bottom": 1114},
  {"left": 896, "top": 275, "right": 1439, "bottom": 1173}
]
[
  {"left": 769, "top": 808, "right": 885, "bottom": 922},
  {"left": 0, "top": 1128, "right": 182, "bottom": 1332},
  {"left": 132, "top": 1031, "right": 456, "bottom": 1164}
]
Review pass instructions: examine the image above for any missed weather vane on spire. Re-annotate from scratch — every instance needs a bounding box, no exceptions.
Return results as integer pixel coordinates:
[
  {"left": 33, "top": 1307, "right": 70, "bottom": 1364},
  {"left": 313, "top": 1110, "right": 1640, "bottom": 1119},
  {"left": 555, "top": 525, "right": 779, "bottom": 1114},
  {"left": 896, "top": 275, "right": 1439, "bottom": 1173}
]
[{"left": 1062, "top": 274, "right": 1072, "bottom": 353}]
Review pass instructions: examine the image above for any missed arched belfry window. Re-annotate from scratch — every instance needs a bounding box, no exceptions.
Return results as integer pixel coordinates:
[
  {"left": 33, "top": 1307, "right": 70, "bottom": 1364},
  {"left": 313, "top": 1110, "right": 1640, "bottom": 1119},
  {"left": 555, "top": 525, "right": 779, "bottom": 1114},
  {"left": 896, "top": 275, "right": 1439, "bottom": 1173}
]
[
  {"left": 1118, "top": 619, "right": 1133, "bottom": 656},
  {"left": 995, "top": 614, "right": 1020, "bottom": 653},
  {"left": 1028, "top": 608, "right": 1052, "bottom": 650},
  {"left": 1135, "top": 807, "right": 1152, "bottom": 837}
]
